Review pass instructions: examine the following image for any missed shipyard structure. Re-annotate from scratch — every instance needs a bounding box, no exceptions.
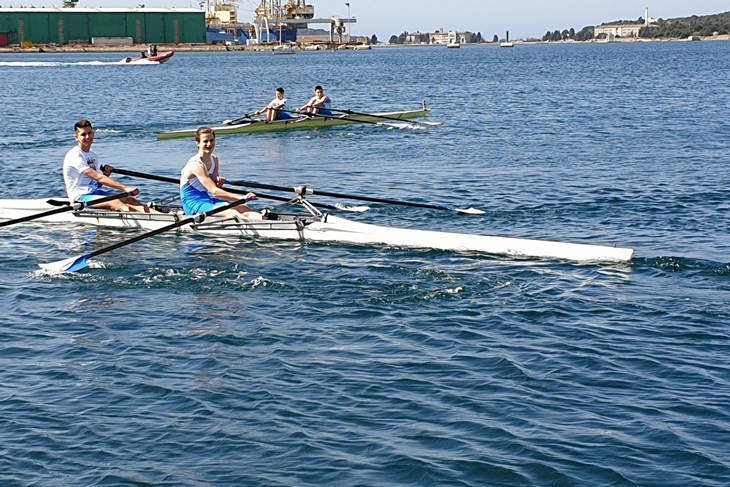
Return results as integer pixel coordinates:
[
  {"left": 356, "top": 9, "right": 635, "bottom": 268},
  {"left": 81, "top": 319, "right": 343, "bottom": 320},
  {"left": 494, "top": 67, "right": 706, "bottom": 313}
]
[
  {"left": 206, "top": 0, "right": 355, "bottom": 46},
  {"left": 0, "top": 0, "right": 354, "bottom": 48}
]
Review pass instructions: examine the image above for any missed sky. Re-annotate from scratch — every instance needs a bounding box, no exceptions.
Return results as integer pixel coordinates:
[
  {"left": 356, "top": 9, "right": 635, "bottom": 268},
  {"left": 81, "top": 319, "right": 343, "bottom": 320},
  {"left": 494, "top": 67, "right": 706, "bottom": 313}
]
[{"left": 72, "top": 0, "right": 730, "bottom": 41}]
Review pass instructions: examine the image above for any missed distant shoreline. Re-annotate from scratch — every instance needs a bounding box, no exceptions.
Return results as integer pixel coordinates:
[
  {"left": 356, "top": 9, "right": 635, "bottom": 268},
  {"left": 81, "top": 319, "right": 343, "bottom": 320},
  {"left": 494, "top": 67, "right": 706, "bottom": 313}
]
[{"left": 1, "top": 34, "right": 728, "bottom": 54}]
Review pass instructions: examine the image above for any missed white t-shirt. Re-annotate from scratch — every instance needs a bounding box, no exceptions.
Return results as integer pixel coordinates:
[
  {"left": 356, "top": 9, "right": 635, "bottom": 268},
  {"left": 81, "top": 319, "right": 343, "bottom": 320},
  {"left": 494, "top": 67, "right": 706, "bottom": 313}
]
[
  {"left": 307, "top": 95, "right": 331, "bottom": 109},
  {"left": 266, "top": 97, "right": 287, "bottom": 110},
  {"left": 63, "top": 146, "right": 101, "bottom": 201}
]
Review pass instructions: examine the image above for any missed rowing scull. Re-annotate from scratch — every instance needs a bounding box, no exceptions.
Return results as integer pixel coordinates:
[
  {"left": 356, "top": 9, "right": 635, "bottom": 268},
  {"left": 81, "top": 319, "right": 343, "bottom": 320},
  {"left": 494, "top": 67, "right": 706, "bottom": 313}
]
[
  {"left": 156, "top": 105, "right": 431, "bottom": 140},
  {"left": 0, "top": 197, "right": 634, "bottom": 263}
]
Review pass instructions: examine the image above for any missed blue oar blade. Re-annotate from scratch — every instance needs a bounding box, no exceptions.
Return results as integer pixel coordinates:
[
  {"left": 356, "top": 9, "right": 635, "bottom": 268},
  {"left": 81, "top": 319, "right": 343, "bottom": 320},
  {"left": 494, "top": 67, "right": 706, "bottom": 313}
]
[{"left": 38, "top": 254, "right": 90, "bottom": 273}]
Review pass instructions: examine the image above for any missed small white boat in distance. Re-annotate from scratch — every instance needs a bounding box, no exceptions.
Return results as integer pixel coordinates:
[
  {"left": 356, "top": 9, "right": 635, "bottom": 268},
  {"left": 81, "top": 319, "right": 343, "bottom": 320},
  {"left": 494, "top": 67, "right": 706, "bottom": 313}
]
[
  {"left": 446, "top": 42, "right": 460, "bottom": 48},
  {"left": 500, "top": 30, "right": 514, "bottom": 48},
  {"left": 273, "top": 44, "right": 295, "bottom": 54}
]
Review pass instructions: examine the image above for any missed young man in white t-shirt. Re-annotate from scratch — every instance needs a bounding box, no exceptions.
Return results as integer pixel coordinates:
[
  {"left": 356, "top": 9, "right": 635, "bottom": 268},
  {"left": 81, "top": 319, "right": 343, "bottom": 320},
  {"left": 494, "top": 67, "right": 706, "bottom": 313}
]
[
  {"left": 255, "top": 87, "right": 292, "bottom": 122},
  {"left": 297, "top": 85, "right": 332, "bottom": 115},
  {"left": 63, "top": 119, "right": 157, "bottom": 213}
]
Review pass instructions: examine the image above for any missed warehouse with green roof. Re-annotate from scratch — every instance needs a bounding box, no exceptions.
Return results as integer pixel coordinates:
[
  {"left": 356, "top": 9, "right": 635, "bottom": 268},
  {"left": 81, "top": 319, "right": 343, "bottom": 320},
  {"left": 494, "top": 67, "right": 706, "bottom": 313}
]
[{"left": 0, "top": 7, "right": 205, "bottom": 47}]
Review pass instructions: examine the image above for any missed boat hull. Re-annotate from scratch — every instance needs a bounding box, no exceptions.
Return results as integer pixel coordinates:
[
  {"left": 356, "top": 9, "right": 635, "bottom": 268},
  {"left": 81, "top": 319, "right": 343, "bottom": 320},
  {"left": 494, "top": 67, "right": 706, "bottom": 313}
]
[
  {"left": 0, "top": 198, "right": 634, "bottom": 263},
  {"left": 156, "top": 108, "right": 431, "bottom": 140},
  {"left": 126, "top": 50, "right": 175, "bottom": 64}
]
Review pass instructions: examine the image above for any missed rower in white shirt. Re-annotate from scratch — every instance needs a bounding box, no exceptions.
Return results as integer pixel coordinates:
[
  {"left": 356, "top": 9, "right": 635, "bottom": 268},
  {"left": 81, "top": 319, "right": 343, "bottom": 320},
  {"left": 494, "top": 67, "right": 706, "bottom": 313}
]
[
  {"left": 297, "top": 85, "right": 333, "bottom": 116},
  {"left": 255, "top": 87, "right": 292, "bottom": 122},
  {"left": 63, "top": 118, "right": 158, "bottom": 213}
]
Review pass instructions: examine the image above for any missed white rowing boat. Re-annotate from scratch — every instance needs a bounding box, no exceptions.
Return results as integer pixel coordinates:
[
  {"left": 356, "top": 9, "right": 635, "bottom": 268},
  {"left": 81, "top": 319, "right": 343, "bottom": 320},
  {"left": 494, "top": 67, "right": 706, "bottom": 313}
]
[{"left": 0, "top": 197, "right": 634, "bottom": 263}]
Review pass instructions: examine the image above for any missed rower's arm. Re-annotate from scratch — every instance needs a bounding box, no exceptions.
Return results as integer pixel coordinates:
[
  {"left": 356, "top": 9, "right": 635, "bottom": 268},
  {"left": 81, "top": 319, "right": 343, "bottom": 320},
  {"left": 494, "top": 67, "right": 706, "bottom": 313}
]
[
  {"left": 190, "top": 164, "right": 249, "bottom": 201},
  {"left": 82, "top": 168, "right": 139, "bottom": 196}
]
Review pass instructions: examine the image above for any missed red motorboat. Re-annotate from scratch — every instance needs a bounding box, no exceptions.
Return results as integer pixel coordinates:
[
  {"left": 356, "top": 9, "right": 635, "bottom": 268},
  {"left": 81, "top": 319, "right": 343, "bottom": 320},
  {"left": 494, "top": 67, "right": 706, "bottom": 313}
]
[{"left": 123, "top": 50, "right": 175, "bottom": 64}]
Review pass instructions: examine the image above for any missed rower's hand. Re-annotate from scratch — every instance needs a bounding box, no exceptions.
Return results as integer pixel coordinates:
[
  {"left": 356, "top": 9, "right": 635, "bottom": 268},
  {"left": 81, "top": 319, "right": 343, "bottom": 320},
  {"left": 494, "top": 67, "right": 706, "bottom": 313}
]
[
  {"left": 216, "top": 176, "right": 226, "bottom": 187},
  {"left": 245, "top": 192, "right": 257, "bottom": 201},
  {"left": 124, "top": 186, "right": 140, "bottom": 197},
  {"left": 102, "top": 164, "right": 114, "bottom": 176}
]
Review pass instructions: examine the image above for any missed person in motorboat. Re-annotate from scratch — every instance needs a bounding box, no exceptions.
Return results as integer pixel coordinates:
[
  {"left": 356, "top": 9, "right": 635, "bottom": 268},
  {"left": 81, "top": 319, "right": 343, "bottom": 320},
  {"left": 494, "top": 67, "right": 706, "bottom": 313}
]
[
  {"left": 254, "top": 87, "right": 292, "bottom": 122},
  {"left": 180, "top": 127, "right": 262, "bottom": 220},
  {"left": 63, "top": 119, "right": 158, "bottom": 213},
  {"left": 297, "top": 85, "right": 332, "bottom": 116}
]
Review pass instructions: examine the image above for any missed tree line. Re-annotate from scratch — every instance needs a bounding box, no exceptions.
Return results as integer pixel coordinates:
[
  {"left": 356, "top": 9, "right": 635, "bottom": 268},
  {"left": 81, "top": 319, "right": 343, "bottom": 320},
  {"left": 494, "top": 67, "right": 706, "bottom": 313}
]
[
  {"left": 368, "top": 10, "right": 730, "bottom": 44},
  {"left": 542, "top": 10, "right": 730, "bottom": 41}
]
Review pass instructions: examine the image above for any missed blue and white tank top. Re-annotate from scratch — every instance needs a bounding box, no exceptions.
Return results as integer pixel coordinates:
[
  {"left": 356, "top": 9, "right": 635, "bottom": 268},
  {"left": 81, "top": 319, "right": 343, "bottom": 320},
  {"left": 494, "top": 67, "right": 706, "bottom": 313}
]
[{"left": 180, "top": 154, "right": 217, "bottom": 200}]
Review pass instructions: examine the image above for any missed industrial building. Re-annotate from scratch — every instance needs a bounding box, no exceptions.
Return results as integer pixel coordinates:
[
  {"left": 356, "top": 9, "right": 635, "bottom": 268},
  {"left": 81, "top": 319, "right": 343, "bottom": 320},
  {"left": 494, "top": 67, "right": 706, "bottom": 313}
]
[
  {"left": 0, "top": 7, "right": 205, "bottom": 47},
  {"left": 206, "top": 1, "right": 355, "bottom": 46}
]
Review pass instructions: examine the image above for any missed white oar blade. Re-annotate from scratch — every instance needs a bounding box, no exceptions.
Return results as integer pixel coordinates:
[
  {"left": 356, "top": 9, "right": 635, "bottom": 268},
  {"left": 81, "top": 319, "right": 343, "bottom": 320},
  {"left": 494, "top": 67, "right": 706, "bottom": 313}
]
[
  {"left": 382, "top": 122, "right": 420, "bottom": 130},
  {"left": 335, "top": 203, "right": 370, "bottom": 212},
  {"left": 457, "top": 207, "right": 486, "bottom": 215},
  {"left": 38, "top": 254, "right": 89, "bottom": 273}
]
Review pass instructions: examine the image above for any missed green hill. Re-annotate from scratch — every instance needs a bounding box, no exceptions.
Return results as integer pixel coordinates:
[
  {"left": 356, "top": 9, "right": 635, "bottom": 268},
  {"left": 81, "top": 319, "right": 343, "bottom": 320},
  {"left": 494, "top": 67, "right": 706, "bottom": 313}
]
[
  {"left": 646, "top": 11, "right": 730, "bottom": 37},
  {"left": 546, "top": 11, "right": 730, "bottom": 41}
]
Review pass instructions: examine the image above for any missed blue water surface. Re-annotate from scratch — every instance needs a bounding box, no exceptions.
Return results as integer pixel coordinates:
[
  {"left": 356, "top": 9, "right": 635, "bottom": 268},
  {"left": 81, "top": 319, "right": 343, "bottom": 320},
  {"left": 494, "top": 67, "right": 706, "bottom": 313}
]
[{"left": 1, "top": 42, "right": 729, "bottom": 486}]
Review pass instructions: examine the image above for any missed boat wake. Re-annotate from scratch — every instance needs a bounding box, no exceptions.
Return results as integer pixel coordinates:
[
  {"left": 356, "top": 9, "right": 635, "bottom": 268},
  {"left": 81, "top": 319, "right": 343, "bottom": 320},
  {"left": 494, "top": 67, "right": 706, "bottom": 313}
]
[
  {"left": 639, "top": 255, "right": 730, "bottom": 275},
  {"left": 384, "top": 122, "right": 428, "bottom": 130},
  {"left": 0, "top": 61, "right": 159, "bottom": 67}
]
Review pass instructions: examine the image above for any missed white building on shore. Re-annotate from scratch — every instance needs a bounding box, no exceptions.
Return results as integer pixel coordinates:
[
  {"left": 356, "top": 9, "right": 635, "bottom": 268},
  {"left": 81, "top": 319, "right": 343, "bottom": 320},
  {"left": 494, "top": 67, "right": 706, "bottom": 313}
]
[{"left": 594, "top": 7, "right": 657, "bottom": 39}]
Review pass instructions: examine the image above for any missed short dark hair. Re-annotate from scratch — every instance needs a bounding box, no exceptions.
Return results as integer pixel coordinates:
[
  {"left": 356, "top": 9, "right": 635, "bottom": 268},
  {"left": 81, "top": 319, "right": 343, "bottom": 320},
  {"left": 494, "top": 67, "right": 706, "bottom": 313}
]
[
  {"left": 74, "top": 118, "right": 93, "bottom": 131},
  {"left": 315, "top": 85, "right": 323, "bottom": 91},
  {"left": 276, "top": 87, "right": 285, "bottom": 94},
  {"left": 195, "top": 126, "right": 215, "bottom": 142}
]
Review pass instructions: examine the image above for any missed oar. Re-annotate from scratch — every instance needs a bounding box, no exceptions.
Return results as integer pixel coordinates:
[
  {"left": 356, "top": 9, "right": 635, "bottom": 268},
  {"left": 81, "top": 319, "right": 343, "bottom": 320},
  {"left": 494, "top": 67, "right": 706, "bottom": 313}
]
[
  {"left": 327, "top": 108, "right": 441, "bottom": 126},
  {"left": 227, "top": 180, "right": 485, "bottom": 215},
  {"left": 282, "top": 109, "right": 399, "bottom": 128},
  {"left": 39, "top": 196, "right": 252, "bottom": 273},
  {"left": 223, "top": 112, "right": 257, "bottom": 125},
  {"left": 0, "top": 191, "right": 132, "bottom": 229},
  {"left": 106, "top": 167, "right": 368, "bottom": 213},
  {"left": 285, "top": 109, "right": 433, "bottom": 129}
]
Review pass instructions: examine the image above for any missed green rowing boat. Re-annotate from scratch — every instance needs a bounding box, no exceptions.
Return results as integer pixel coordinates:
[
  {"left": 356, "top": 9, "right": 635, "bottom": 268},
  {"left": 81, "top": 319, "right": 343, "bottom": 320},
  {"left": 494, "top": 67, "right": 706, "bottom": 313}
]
[{"left": 156, "top": 105, "right": 431, "bottom": 140}]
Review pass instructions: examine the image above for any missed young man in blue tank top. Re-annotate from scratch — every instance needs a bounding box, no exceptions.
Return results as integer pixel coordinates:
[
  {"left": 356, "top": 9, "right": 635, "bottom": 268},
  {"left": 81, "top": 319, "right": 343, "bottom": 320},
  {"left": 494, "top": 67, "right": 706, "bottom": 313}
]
[{"left": 179, "top": 127, "right": 261, "bottom": 220}]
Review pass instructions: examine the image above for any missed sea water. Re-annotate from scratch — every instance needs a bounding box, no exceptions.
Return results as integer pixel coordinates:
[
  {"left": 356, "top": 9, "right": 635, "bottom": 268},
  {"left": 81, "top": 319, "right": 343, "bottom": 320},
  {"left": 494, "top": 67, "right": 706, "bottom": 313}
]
[{"left": 0, "top": 43, "right": 728, "bottom": 486}]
